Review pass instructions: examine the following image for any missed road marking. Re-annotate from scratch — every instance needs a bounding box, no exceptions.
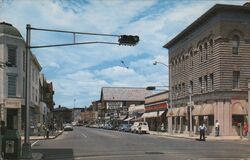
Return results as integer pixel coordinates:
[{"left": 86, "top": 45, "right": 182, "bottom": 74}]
[
  {"left": 81, "top": 133, "right": 87, "bottom": 138},
  {"left": 31, "top": 140, "right": 39, "bottom": 147}
]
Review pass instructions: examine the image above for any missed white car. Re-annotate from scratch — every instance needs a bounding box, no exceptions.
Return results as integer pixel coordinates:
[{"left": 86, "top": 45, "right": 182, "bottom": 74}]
[
  {"left": 64, "top": 123, "right": 73, "bottom": 131},
  {"left": 131, "top": 122, "right": 149, "bottom": 134}
]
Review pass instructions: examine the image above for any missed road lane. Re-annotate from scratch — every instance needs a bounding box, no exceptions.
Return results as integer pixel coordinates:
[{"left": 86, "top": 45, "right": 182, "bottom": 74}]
[{"left": 32, "top": 126, "right": 250, "bottom": 160}]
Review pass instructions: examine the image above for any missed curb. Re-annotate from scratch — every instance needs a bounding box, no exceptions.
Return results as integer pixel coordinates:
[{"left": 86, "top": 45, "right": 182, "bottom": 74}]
[
  {"left": 23, "top": 131, "right": 64, "bottom": 141},
  {"left": 149, "top": 133, "right": 248, "bottom": 141}
]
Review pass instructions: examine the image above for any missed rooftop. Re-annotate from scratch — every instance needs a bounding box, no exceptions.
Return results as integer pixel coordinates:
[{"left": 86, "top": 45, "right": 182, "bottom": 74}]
[
  {"left": 0, "top": 22, "right": 22, "bottom": 38},
  {"left": 101, "top": 87, "right": 152, "bottom": 101}
]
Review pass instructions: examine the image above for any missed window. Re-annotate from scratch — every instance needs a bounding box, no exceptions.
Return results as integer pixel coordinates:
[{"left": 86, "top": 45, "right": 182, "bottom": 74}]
[
  {"left": 204, "top": 75, "right": 208, "bottom": 92},
  {"left": 233, "top": 71, "right": 240, "bottom": 89},
  {"left": 23, "top": 51, "right": 25, "bottom": 71},
  {"left": 199, "top": 45, "right": 203, "bottom": 62},
  {"left": 182, "top": 83, "right": 185, "bottom": 94},
  {"left": 32, "top": 86, "right": 34, "bottom": 101},
  {"left": 232, "top": 35, "right": 240, "bottom": 55},
  {"left": 210, "top": 73, "right": 214, "bottom": 91},
  {"left": 189, "top": 81, "right": 193, "bottom": 94},
  {"left": 190, "top": 51, "right": 193, "bottom": 67},
  {"left": 204, "top": 43, "right": 208, "bottom": 60},
  {"left": 208, "top": 115, "right": 214, "bottom": 126},
  {"left": 209, "top": 39, "right": 213, "bottom": 56},
  {"left": 23, "top": 77, "right": 25, "bottom": 98},
  {"left": 8, "top": 46, "right": 17, "bottom": 67},
  {"left": 199, "top": 77, "right": 202, "bottom": 93},
  {"left": 8, "top": 75, "right": 17, "bottom": 96}
]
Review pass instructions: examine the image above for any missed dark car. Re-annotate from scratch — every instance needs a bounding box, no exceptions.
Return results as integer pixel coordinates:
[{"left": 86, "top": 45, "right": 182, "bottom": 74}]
[{"left": 118, "top": 124, "right": 131, "bottom": 132}]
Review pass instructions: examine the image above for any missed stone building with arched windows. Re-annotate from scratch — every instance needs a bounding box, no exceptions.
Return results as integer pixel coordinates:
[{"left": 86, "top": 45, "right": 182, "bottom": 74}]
[{"left": 164, "top": 3, "right": 250, "bottom": 136}]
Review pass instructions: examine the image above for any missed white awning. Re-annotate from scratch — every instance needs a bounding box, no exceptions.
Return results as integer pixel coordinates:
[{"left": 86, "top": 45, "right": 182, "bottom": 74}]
[
  {"left": 118, "top": 115, "right": 127, "bottom": 121},
  {"left": 141, "top": 111, "right": 164, "bottom": 118},
  {"left": 124, "top": 117, "right": 134, "bottom": 121}
]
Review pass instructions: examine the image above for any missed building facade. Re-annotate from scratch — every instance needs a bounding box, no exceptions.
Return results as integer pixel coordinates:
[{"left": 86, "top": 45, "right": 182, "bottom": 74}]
[
  {"left": 143, "top": 91, "right": 168, "bottom": 131},
  {"left": 164, "top": 3, "right": 250, "bottom": 136},
  {"left": 100, "top": 87, "right": 152, "bottom": 126},
  {"left": 0, "top": 22, "right": 25, "bottom": 132}
]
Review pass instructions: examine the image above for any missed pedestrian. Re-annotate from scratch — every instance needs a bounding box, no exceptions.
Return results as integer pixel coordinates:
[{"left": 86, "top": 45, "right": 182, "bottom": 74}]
[
  {"left": 199, "top": 122, "right": 207, "bottom": 141},
  {"left": 215, "top": 120, "right": 220, "bottom": 137},
  {"left": 42, "top": 124, "right": 47, "bottom": 138},
  {"left": 243, "top": 122, "right": 248, "bottom": 137}
]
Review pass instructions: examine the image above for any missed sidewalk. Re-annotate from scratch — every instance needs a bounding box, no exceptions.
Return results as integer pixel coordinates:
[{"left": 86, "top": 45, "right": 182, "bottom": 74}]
[
  {"left": 148, "top": 131, "right": 250, "bottom": 141},
  {"left": 21, "top": 130, "right": 63, "bottom": 141}
]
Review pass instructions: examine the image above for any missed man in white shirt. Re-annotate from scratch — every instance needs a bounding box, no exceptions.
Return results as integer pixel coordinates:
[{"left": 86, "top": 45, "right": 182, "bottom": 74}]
[
  {"left": 215, "top": 120, "right": 220, "bottom": 137},
  {"left": 199, "top": 122, "right": 207, "bottom": 141}
]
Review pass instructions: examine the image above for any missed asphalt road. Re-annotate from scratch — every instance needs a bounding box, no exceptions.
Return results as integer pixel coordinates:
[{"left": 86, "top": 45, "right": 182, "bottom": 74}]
[{"left": 32, "top": 127, "right": 250, "bottom": 160}]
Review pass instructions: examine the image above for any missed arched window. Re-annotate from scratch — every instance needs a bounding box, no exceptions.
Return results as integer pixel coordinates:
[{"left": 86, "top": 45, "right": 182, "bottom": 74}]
[
  {"left": 204, "top": 42, "right": 208, "bottom": 60},
  {"left": 209, "top": 39, "right": 213, "bottom": 56},
  {"left": 199, "top": 45, "right": 203, "bottom": 62},
  {"left": 190, "top": 51, "right": 193, "bottom": 67},
  {"left": 232, "top": 35, "right": 240, "bottom": 55}
]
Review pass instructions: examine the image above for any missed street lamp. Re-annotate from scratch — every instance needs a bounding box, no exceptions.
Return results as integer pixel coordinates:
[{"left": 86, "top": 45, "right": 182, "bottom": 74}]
[
  {"left": 152, "top": 61, "right": 173, "bottom": 135},
  {"left": 22, "top": 24, "right": 139, "bottom": 158}
]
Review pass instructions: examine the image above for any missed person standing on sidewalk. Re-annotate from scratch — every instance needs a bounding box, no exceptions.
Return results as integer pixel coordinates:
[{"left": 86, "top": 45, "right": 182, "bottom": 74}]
[
  {"left": 215, "top": 120, "right": 220, "bottom": 137},
  {"left": 243, "top": 122, "right": 248, "bottom": 137},
  {"left": 199, "top": 122, "right": 207, "bottom": 141}
]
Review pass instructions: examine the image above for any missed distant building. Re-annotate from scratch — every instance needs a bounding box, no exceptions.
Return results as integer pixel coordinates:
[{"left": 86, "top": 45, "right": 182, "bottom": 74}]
[
  {"left": 99, "top": 87, "right": 152, "bottom": 125},
  {"left": 72, "top": 108, "right": 84, "bottom": 122},
  {"left": 53, "top": 106, "right": 72, "bottom": 129},
  {"left": 164, "top": 3, "right": 250, "bottom": 136}
]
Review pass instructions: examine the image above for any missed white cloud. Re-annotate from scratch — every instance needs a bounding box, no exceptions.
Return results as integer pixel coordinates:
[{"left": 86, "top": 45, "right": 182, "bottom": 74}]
[{"left": 1, "top": 0, "right": 247, "bottom": 107}]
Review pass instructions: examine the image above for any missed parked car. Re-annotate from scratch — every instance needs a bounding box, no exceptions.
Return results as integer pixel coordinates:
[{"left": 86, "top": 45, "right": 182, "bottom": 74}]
[
  {"left": 64, "top": 123, "right": 73, "bottom": 131},
  {"left": 131, "top": 122, "right": 149, "bottom": 134},
  {"left": 118, "top": 124, "right": 131, "bottom": 132}
]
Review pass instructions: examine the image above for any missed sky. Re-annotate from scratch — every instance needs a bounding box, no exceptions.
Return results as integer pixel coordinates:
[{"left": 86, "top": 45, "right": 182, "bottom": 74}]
[{"left": 0, "top": 0, "right": 247, "bottom": 108}]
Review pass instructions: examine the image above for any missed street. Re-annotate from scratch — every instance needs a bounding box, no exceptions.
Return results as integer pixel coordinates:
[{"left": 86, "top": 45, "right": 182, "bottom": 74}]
[{"left": 32, "top": 127, "right": 250, "bottom": 160}]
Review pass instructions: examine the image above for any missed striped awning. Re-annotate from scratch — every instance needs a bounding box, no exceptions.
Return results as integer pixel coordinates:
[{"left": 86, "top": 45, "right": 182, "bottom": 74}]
[
  {"left": 202, "top": 104, "right": 214, "bottom": 115},
  {"left": 192, "top": 105, "right": 203, "bottom": 116},
  {"left": 166, "top": 108, "right": 180, "bottom": 117},
  {"left": 141, "top": 111, "right": 164, "bottom": 118}
]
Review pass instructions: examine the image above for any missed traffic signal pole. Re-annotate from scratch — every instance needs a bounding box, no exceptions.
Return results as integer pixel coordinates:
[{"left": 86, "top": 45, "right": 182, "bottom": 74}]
[{"left": 21, "top": 24, "right": 139, "bottom": 159}]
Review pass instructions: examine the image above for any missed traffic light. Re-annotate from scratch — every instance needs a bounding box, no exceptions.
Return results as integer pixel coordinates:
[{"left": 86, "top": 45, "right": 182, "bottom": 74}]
[{"left": 118, "top": 35, "right": 139, "bottom": 46}]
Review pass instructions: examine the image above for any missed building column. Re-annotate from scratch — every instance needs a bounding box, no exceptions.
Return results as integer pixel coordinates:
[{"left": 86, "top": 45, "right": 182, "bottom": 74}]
[
  {"left": 168, "top": 116, "right": 172, "bottom": 134},
  {"left": 174, "top": 117, "right": 177, "bottom": 133}
]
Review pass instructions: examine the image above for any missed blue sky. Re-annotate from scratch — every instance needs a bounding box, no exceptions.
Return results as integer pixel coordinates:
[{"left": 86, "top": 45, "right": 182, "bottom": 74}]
[{"left": 0, "top": 0, "right": 247, "bottom": 108}]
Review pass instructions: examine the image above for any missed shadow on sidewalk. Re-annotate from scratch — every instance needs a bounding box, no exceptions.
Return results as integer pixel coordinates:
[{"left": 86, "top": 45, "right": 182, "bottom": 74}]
[{"left": 32, "top": 148, "right": 73, "bottom": 160}]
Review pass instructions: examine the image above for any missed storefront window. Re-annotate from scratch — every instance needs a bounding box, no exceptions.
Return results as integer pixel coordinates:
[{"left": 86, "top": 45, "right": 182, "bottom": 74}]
[
  {"left": 232, "top": 115, "right": 244, "bottom": 126},
  {"left": 208, "top": 115, "right": 214, "bottom": 126}
]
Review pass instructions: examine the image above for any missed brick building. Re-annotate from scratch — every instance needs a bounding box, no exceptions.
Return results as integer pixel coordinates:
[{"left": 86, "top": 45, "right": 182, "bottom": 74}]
[{"left": 164, "top": 3, "right": 250, "bottom": 136}]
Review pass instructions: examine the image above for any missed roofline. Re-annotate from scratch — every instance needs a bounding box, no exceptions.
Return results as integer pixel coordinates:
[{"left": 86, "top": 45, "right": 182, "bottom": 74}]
[
  {"left": 145, "top": 90, "right": 169, "bottom": 99},
  {"left": 163, "top": 3, "right": 250, "bottom": 49},
  {"left": 31, "top": 52, "right": 42, "bottom": 71},
  {"left": 101, "top": 87, "right": 147, "bottom": 89}
]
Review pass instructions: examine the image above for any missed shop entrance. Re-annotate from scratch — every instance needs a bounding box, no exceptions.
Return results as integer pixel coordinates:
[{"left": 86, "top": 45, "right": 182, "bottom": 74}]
[{"left": 7, "top": 108, "right": 18, "bottom": 130}]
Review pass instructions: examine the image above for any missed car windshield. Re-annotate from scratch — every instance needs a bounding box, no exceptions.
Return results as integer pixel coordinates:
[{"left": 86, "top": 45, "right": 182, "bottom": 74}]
[{"left": 1, "top": 1, "right": 250, "bottom": 160}]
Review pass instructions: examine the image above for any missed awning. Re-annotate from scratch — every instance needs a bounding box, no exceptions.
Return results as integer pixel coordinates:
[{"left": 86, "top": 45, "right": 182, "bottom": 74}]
[
  {"left": 202, "top": 104, "right": 214, "bottom": 115},
  {"left": 192, "top": 105, "right": 203, "bottom": 116},
  {"left": 232, "top": 102, "right": 247, "bottom": 115},
  {"left": 179, "top": 107, "right": 187, "bottom": 117},
  {"left": 124, "top": 117, "right": 134, "bottom": 121},
  {"left": 141, "top": 111, "right": 165, "bottom": 118}
]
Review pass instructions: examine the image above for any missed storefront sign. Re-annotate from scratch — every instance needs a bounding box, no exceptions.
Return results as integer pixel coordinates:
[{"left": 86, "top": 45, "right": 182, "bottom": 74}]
[
  {"left": 5, "top": 99, "right": 21, "bottom": 108},
  {"left": 107, "top": 102, "right": 122, "bottom": 109}
]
